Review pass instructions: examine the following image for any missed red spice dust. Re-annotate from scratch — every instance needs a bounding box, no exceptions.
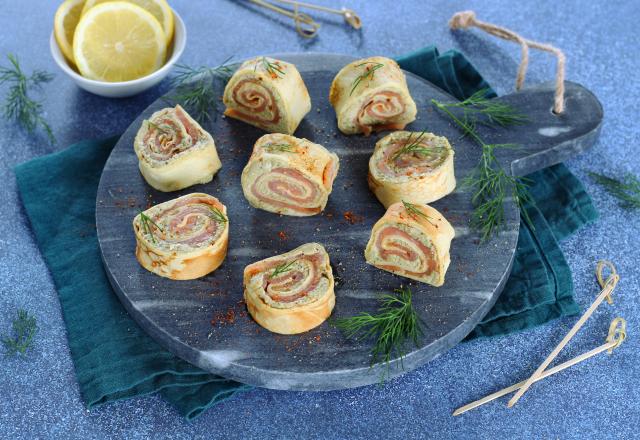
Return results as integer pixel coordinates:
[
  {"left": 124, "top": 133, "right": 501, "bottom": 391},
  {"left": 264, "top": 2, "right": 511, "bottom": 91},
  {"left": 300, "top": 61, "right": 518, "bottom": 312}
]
[
  {"left": 278, "top": 231, "right": 288, "bottom": 241},
  {"left": 285, "top": 335, "right": 305, "bottom": 352},
  {"left": 343, "top": 211, "right": 364, "bottom": 224},
  {"left": 211, "top": 308, "right": 236, "bottom": 327}
]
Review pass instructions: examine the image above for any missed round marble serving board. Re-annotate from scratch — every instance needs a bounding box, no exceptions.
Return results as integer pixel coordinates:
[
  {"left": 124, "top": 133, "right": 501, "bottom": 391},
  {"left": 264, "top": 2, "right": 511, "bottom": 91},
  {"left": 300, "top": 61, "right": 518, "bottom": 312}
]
[{"left": 96, "top": 53, "right": 602, "bottom": 391}]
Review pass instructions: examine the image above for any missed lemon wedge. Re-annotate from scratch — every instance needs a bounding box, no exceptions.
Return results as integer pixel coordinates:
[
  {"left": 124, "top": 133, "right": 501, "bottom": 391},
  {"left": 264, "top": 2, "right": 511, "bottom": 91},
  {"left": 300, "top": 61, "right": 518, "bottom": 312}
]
[
  {"left": 81, "top": 0, "right": 174, "bottom": 45},
  {"left": 73, "top": 1, "right": 167, "bottom": 82},
  {"left": 54, "top": 0, "right": 86, "bottom": 63}
]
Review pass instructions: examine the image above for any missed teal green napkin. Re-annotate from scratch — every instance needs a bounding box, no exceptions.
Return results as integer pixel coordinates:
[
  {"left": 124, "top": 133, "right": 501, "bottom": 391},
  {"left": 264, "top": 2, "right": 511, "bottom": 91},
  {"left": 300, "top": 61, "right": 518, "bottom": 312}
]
[
  {"left": 15, "top": 137, "right": 251, "bottom": 421},
  {"left": 397, "top": 46, "right": 598, "bottom": 338},
  {"left": 14, "top": 46, "right": 598, "bottom": 419}
]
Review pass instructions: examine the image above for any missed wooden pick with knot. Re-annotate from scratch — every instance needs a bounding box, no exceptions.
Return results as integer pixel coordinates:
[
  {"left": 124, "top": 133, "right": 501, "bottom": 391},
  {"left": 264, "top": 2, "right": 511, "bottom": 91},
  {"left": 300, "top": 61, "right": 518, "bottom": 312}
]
[
  {"left": 248, "top": 0, "right": 362, "bottom": 39},
  {"left": 506, "top": 260, "right": 620, "bottom": 407},
  {"left": 453, "top": 316, "right": 626, "bottom": 416}
]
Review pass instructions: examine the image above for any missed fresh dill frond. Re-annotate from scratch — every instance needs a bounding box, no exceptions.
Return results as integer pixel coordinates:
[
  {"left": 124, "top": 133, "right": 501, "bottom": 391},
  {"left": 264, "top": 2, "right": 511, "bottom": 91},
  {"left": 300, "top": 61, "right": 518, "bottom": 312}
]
[
  {"left": 269, "top": 259, "right": 297, "bottom": 279},
  {"left": 589, "top": 172, "right": 640, "bottom": 210},
  {"left": 209, "top": 206, "right": 228, "bottom": 223},
  {"left": 391, "top": 131, "right": 425, "bottom": 160},
  {"left": 391, "top": 131, "right": 447, "bottom": 161},
  {"left": 146, "top": 120, "right": 169, "bottom": 134},
  {"left": 2, "top": 309, "right": 37, "bottom": 357},
  {"left": 263, "top": 142, "right": 297, "bottom": 153},
  {"left": 402, "top": 200, "right": 436, "bottom": 227},
  {"left": 333, "top": 286, "right": 422, "bottom": 381},
  {"left": 139, "top": 211, "right": 162, "bottom": 244},
  {"left": 171, "top": 57, "right": 235, "bottom": 85},
  {"left": 166, "top": 56, "right": 235, "bottom": 122},
  {"left": 432, "top": 98, "right": 533, "bottom": 241},
  {"left": 0, "top": 54, "right": 55, "bottom": 144},
  {"left": 349, "top": 62, "right": 384, "bottom": 96},
  {"left": 436, "top": 88, "right": 527, "bottom": 128},
  {"left": 255, "top": 57, "right": 285, "bottom": 78},
  {"left": 432, "top": 98, "right": 482, "bottom": 142},
  {"left": 167, "top": 81, "right": 216, "bottom": 122},
  {"left": 462, "top": 145, "right": 532, "bottom": 240}
]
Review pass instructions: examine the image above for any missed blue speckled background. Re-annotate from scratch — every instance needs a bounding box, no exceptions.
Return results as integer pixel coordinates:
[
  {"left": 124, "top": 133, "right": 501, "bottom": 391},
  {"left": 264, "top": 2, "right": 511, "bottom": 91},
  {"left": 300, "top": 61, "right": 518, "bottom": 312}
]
[{"left": 1, "top": 1, "right": 639, "bottom": 438}]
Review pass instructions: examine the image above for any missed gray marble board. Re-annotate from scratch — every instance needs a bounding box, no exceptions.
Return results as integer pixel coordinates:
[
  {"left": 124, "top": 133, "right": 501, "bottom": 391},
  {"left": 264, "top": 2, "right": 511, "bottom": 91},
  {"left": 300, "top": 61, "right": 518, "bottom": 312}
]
[{"left": 95, "top": 53, "right": 602, "bottom": 391}]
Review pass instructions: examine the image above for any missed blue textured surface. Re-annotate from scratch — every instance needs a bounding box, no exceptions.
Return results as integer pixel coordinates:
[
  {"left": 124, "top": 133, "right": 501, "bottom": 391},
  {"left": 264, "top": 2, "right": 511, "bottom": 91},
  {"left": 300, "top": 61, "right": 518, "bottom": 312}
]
[{"left": 1, "top": 0, "right": 638, "bottom": 438}]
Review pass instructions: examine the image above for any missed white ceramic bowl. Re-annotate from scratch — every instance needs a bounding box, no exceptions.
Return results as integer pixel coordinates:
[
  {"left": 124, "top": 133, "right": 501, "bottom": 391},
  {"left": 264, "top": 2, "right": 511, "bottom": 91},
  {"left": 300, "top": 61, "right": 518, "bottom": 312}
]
[{"left": 50, "top": 9, "right": 186, "bottom": 98}]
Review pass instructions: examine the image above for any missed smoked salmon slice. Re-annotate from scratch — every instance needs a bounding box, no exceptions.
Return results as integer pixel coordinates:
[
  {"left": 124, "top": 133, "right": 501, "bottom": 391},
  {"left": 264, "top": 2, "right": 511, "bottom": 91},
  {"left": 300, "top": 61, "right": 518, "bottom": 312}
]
[
  {"left": 241, "top": 133, "right": 339, "bottom": 217},
  {"left": 329, "top": 56, "right": 417, "bottom": 136},
  {"left": 223, "top": 57, "right": 311, "bottom": 135},
  {"left": 132, "top": 193, "right": 229, "bottom": 280},
  {"left": 365, "top": 202, "right": 455, "bottom": 287},
  {"left": 134, "top": 105, "right": 221, "bottom": 192},
  {"left": 243, "top": 243, "right": 335, "bottom": 334},
  {"left": 368, "top": 131, "right": 456, "bottom": 208}
]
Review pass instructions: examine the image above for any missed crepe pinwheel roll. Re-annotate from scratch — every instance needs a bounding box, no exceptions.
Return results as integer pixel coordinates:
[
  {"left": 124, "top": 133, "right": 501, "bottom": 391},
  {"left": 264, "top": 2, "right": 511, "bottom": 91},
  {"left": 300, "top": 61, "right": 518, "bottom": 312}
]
[
  {"left": 368, "top": 131, "right": 456, "bottom": 208},
  {"left": 329, "top": 56, "right": 417, "bottom": 136},
  {"left": 132, "top": 193, "right": 229, "bottom": 280},
  {"left": 365, "top": 202, "right": 455, "bottom": 287},
  {"left": 243, "top": 243, "right": 335, "bottom": 335},
  {"left": 134, "top": 105, "right": 222, "bottom": 192},
  {"left": 222, "top": 56, "right": 312, "bottom": 134},
  {"left": 241, "top": 133, "right": 340, "bottom": 216}
]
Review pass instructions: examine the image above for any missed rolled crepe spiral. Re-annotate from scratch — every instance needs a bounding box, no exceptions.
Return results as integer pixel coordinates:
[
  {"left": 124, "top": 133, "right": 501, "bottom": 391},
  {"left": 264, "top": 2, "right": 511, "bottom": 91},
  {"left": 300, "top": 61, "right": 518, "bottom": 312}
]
[
  {"left": 243, "top": 243, "right": 335, "bottom": 334},
  {"left": 241, "top": 133, "right": 340, "bottom": 216},
  {"left": 368, "top": 131, "right": 456, "bottom": 208},
  {"left": 133, "top": 193, "right": 229, "bottom": 280},
  {"left": 134, "top": 105, "right": 221, "bottom": 192},
  {"left": 365, "top": 202, "right": 455, "bottom": 287},
  {"left": 223, "top": 57, "right": 311, "bottom": 134},
  {"left": 329, "top": 56, "right": 417, "bottom": 135}
]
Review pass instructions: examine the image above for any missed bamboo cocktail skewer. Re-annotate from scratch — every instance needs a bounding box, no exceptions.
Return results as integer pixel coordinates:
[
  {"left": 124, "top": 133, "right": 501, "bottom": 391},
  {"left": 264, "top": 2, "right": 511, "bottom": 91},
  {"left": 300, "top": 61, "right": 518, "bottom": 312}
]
[
  {"left": 453, "top": 317, "right": 627, "bottom": 416},
  {"left": 272, "top": 0, "right": 362, "bottom": 29},
  {"left": 507, "top": 260, "right": 620, "bottom": 407},
  {"left": 248, "top": 0, "right": 320, "bottom": 37},
  {"left": 247, "top": 0, "right": 361, "bottom": 38}
]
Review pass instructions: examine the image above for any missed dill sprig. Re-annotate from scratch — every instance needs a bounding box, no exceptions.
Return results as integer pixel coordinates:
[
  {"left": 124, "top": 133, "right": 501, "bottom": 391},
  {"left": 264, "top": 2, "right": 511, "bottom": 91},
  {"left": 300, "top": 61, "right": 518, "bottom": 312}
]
[
  {"left": 391, "top": 131, "right": 447, "bottom": 161},
  {"left": 166, "top": 56, "right": 235, "bottom": 122},
  {"left": 139, "top": 211, "right": 162, "bottom": 244},
  {"left": 432, "top": 98, "right": 533, "bottom": 241},
  {"left": 209, "top": 206, "right": 228, "bottom": 223},
  {"left": 464, "top": 144, "right": 534, "bottom": 240},
  {"left": 350, "top": 61, "right": 384, "bottom": 96},
  {"left": 402, "top": 200, "right": 436, "bottom": 227},
  {"left": 333, "top": 286, "right": 422, "bottom": 381},
  {"left": 269, "top": 259, "right": 297, "bottom": 279},
  {"left": 392, "top": 131, "right": 425, "bottom": 160},
  {"left": 171, "top": 57, "right": 235, "bottom": 86},
  {"left": 255, "top": 57, "right": 285, "bottom": 78},
  {"left": 436, "top": 88, "right": 527, "bottom": 129},
  {"left": 0, "top": 54, "right": 55, "bottom": 144},
  {"left": 146, "top": 120, "right": 169, "bottom": 135},
  {"left": 2, "top": 309, "right": 37, "bottom": 357},
  {"left": 589, "top": 172, "right": 640, "bottom": 210},
  {"left": 264, "top": 142, "right": 297, "bottom": 153}
]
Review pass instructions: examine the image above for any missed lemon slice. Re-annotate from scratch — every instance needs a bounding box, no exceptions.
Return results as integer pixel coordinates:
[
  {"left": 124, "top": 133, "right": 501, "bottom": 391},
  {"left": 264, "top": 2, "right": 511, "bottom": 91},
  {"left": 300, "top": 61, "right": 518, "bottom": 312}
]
[
  {"left": 81, "top": 0, "right": 174, "bottom": 45},
  {"left": 54, "top": 0, "right": 86, "bottom": 63},
  {"left": 73, "top": 1, "right": 167, "bottom": 82}
]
